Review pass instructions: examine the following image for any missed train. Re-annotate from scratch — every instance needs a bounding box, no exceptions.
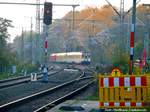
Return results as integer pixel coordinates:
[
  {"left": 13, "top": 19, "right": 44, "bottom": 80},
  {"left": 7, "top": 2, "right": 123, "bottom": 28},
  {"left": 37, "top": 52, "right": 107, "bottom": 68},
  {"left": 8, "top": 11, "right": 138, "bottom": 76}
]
[{"left": 50, "top": 52, "right": 91, "bottom": 65}]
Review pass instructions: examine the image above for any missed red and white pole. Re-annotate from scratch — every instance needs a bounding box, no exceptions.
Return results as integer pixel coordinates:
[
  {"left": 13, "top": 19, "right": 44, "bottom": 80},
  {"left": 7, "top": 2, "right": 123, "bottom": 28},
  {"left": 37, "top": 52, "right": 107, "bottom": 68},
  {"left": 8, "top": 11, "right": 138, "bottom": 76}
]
[
  {"left": 42, "top": 26, "right": 49, "bottom": 82},
  {"left": 129, "top": 0, "right": 136, "bottom": 75},
  {"left": 130, "top": 24, "right": 134, "bottom": 75},
  {"left": 45, "top": 36, "right": 48, "bottom": 56}
]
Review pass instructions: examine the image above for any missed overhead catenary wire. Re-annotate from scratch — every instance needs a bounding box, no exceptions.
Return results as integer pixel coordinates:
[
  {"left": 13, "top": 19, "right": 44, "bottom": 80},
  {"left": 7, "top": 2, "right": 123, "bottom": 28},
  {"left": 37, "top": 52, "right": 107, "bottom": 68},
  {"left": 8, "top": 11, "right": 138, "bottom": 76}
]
[{"left": 0, "top": 2, "right": 79, "bottom": 7}]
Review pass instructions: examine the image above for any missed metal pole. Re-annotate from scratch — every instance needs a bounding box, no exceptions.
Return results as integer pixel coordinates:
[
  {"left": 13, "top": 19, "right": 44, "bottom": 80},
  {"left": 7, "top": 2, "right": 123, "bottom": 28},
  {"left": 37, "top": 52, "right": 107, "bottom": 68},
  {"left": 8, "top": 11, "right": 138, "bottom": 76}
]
[
  {"left": 44, "top": 25, "right": 49, "bottom": 64},
  {"left": 72, "top": 5, "right": 79, "bottom": 33},
  {"left": 21, "top": 28, "right": 24, "bottom": 62},
  {"left": 72, "top": 6, "right": 75, "bottom": 32},
  {"left": 42, "top": 24, "right": 49, "bottom": 82},
  {"left": 92, "top": 20, "right": 95, "bottom": 36},
  {"left": 30, "top": 17, "right": 33, "bottom": 64},
  {"left": 129, "top": 0, "right": 136, "bottom": 75},
  {"left": 36, "top": 0, "right": 40, "bottom": 33},
  {"left": 120, "top": 0, "right": 125, "bottom": 52}
]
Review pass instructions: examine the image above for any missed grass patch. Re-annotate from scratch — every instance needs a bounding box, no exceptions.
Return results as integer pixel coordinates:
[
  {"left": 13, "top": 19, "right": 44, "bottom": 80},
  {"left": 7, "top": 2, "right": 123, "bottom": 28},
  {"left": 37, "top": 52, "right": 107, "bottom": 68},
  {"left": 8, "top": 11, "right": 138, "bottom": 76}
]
[
  {"left": 87, "top": 85, "right": 99, "bottom": 100},
  {"left": 88, "top": 93, "right": 99, "bottom": 100}
]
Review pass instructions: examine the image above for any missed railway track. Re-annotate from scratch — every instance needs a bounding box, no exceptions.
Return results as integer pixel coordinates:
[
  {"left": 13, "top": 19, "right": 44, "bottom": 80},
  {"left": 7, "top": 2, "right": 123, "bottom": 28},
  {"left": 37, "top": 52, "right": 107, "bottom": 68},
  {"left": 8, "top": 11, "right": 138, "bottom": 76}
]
[
  {"left": 0, "top": 76, "right": 94, "bottom": 112},
  {"left": 35, "top": 77, "right": 94, "bottom": 112},
  {"left": 0, "top": 66, "right": 52, "bottom": 83},
  {"left": 0, "top": 67, "right": 84, "bottom": 105},
  {"left": 0, "top": 76, "right": 29, "bottom": 89},
  {"left": 0, "top": 67, "right": 62, "bottom": 89},
  {"left": 0, "top": 76, "right": 27, "bottom": 83}
]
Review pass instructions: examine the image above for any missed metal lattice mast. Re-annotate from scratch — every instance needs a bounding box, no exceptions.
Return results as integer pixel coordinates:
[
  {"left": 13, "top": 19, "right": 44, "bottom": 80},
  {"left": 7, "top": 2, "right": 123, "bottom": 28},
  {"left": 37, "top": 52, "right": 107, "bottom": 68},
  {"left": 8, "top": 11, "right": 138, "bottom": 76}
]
[
  {"left": 36, "top": 0, "right": 40, "bottom": 33},
  {"left": 30, "top": 17, "right": 33, "bottom": 64},
  {"left": 120, "top": 0, "right": 125, "bottom": 52},
  {"left": 35, "top": 0, "right": 40, "bottom": 63},
  {"left": 120, "top": 0, "right": 124, "bottom": 23}
]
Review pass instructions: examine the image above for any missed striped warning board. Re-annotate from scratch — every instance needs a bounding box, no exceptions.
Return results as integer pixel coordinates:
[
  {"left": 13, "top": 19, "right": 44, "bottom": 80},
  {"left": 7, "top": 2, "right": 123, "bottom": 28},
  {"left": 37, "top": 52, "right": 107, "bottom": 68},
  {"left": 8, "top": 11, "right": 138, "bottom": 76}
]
[
  {"left": 99, "top": 75, "right": 148, "bottom": 108},
  {"left": 99, "top": 102, "right": 145, "bottom": 107}
]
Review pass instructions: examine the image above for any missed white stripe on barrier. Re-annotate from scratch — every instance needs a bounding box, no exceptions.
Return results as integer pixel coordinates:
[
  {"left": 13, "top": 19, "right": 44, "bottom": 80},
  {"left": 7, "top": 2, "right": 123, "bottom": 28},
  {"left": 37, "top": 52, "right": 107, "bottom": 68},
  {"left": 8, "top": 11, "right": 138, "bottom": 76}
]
[
  {"left": 104, "top": 102, "right": 109, "bottom": 106},
  {"left": 114, "top": 102, "right": 119, "bottom": 106},
  {"left": 135, "top": 77, "right": 141, "bottom": 86},
  {"left": 125, "top": 102, "right": 130, "bottom": 107},
  {"left": 136, "top": 102, "right": 142, "bottom": 106},
  {"left": 104, "top": 78, "right": 109, "bottom": 87},
  {"left": 124, "top": 77, "right": 130, "bottom": 87},
  {"left": 114, "top": 78, "right": 119, "bottom": 87}
]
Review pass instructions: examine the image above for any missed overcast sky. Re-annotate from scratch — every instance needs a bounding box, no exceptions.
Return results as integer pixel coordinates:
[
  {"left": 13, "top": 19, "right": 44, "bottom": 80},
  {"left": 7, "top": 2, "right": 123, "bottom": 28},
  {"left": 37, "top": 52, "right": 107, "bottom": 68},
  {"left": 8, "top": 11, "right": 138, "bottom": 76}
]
[{"left": 0, "top": 0, "right": 149, "bottom": 42}]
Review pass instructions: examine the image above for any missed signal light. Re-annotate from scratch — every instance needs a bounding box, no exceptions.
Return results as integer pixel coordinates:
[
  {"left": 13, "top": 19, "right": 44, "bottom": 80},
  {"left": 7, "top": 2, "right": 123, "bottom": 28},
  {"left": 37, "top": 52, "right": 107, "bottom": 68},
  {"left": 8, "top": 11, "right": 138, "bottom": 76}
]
[{"left": 43, "top": 2, "right": 52, "bottom": 25}]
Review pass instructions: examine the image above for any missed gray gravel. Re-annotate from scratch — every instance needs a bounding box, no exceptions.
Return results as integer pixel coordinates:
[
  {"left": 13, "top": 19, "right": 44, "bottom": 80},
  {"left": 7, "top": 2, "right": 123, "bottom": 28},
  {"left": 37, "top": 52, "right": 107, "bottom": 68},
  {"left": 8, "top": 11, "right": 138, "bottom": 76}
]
[{"left": 71, "top": 81, "right": 98, "bottom": 100}]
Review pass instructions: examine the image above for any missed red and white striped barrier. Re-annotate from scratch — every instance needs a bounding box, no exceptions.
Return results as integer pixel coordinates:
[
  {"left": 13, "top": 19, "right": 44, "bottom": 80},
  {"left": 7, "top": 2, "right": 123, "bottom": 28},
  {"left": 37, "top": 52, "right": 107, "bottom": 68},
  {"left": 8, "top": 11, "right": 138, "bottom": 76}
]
[
  {"left": 100, "top": 76, "right": 147, "bottom": 87},
  {"left": 99, "top": 102, "right": 145, "bottom": 107}
]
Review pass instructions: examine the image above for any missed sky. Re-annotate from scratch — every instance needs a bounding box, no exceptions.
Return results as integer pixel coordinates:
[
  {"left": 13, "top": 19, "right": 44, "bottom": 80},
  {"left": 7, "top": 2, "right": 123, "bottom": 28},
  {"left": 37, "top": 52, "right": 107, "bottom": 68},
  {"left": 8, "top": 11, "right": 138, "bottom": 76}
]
[{"left": 0, "top": 0, "right": 149, "bottom": 42}]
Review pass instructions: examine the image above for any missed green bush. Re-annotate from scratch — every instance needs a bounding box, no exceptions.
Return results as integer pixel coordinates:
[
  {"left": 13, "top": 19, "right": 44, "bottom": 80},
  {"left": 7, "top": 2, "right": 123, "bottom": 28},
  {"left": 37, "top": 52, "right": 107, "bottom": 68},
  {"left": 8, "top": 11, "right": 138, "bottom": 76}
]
[
  {"left": 112, "top": 52, "right": 129, "bottom": 74},
  {"left": 17, "top": 62, "right": 38, "bottom": 73},
  {"left": 133, "top": 66, "right": 141, "bottom": 75}
]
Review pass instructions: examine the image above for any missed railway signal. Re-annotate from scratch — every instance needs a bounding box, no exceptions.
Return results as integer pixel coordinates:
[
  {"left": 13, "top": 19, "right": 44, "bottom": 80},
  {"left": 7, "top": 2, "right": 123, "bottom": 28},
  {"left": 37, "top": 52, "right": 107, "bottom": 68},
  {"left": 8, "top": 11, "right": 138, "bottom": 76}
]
[
  {"left": 43, "top": 2, "right": 53, "bottom": 82},
  {"left": 43, "top": 2, "right": 52, "bottom": 25}
]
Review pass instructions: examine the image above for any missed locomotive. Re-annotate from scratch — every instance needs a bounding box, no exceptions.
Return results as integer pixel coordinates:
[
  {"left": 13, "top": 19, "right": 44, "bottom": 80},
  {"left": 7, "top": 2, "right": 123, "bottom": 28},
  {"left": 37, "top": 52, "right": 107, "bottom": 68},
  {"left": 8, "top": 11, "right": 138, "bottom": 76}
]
[{"left": 50, "top": 52, "right": 90, "bottom": 65}]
